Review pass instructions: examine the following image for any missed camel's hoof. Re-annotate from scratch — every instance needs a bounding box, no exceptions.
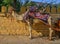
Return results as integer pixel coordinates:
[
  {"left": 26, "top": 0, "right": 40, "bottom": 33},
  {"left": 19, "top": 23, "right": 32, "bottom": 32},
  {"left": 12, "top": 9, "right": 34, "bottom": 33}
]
[
  {"left": 48, "top": 39, "right": 54, "bottom": 41},
  {"left": 48, "top": 38, "right": 55, "bottom": 41},
  {"left": 29, "top": 36, "right": 32, "bottom": 39}
]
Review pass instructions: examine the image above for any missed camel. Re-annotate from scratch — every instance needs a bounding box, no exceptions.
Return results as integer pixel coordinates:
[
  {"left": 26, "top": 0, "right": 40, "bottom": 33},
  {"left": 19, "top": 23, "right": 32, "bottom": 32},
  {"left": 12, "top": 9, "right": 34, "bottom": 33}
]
[{"left": 9, "top": 9, "right": 55, "bottom": 40}]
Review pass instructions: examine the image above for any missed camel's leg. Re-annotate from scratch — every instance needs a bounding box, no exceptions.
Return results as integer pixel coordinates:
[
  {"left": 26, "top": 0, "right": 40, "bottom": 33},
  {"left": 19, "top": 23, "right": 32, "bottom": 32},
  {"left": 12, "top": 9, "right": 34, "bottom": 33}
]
[
  {"left": 27, "top": 21, "right": 32, "bottom": 39},
  {"left": 49, "top": 28, "right": 53, "bottom": 40},
  {"left": 48, "top": 16, "right": 53, "bottom": 40},
  {"left": 29, "top": 24, "right": 32, "bottom": 39}
]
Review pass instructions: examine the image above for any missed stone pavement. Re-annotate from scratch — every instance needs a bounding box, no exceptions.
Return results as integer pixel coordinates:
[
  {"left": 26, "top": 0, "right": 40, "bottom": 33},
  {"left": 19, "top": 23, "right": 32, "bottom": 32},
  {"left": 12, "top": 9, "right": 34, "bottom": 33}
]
[{"left": 0, "top": 35, "right": 60, "bottom": 44}]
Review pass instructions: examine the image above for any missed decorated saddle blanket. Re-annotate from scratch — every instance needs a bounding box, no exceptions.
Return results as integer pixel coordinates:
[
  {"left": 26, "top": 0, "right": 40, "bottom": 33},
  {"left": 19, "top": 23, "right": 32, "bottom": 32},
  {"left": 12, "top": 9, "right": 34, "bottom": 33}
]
[{"left": 35, "top": 13, "right": 50, "bottom": 23}]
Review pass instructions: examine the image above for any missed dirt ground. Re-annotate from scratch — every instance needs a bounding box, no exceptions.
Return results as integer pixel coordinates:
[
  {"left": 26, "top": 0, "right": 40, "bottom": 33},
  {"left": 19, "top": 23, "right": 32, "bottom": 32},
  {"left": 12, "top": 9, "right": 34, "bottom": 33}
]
[{"left": 0, "top": 35, "right": 60, "bottom": 44}]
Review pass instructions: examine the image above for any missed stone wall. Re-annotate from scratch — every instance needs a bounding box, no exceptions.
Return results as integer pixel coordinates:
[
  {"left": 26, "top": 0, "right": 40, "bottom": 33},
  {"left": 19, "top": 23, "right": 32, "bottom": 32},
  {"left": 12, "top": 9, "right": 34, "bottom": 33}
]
[{"left": 0, "top": 16, "right": 49, "bottom": 36}]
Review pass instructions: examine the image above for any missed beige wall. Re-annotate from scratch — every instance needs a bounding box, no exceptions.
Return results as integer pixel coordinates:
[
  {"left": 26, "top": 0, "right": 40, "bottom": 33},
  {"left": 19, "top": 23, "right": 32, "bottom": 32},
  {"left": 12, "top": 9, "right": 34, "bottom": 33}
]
[
  {"left": 20, "top": 6, "right": 27, "bottom": 14},
  {"left": 1, "top": 6, "right": 7, "bottom": 13},
  {"left": 1, "top": 6, "right": 60, "bottom": 14}
]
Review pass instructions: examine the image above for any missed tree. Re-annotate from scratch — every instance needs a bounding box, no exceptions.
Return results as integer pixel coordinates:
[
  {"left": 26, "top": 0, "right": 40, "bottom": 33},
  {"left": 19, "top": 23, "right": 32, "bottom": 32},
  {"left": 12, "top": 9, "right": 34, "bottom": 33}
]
[
  {"left": 12, "top": 0, "right": 21, "bottom": 12},
  {"left": 2, "top": 0, "right": 13, "bottom": 6},
  {"left": 0, "top": 0, "right": 3, "bottom": 11}
]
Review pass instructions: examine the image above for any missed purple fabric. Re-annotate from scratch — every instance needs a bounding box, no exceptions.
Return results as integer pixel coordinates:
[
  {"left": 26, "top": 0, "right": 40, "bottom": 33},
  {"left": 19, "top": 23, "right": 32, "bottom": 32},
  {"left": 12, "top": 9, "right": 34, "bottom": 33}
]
[
  {"left": 29, "top": 6, "right": 36, "bottom": 12},
  {"left": 35, "top": 13, "right": 49, "bottom": 22}
]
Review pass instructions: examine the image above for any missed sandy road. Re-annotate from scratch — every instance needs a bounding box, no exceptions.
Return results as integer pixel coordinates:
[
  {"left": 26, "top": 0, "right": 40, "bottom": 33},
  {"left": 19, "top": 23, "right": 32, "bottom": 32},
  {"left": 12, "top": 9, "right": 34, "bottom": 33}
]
[{"left": 0, "top": 35, "right": 60, "bottom": 44}]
